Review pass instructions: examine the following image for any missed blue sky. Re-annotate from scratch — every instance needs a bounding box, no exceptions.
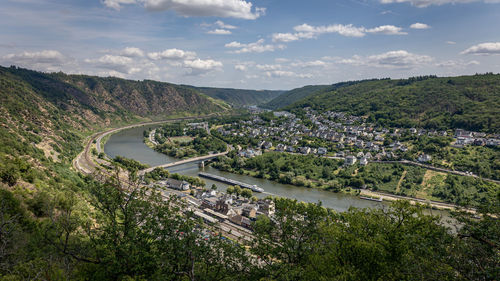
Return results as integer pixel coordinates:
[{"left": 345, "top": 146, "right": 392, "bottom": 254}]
[{"left": 1, "top": 0, "right": 499, "bottom": 90}]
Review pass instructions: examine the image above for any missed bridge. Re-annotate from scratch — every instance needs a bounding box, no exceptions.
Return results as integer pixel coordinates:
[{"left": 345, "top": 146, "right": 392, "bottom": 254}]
[{"left": 138, "top": 151, "right": 228, "bottom": 176}]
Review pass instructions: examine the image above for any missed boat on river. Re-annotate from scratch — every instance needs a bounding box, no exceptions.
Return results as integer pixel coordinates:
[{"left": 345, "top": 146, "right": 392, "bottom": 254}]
[{"left": 198, "top": 172, "right": 264, "bottom": 193}]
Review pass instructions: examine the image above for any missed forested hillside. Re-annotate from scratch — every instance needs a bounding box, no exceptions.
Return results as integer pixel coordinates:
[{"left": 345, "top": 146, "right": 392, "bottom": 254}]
[
  {"left": 0, "top": 65, "right": 228, "bottom": 204},
  {"left": 286, "top": 75, "right": 500, "bottom": 132},
  {"left": 184, "top": 85, "right": 284, "bottom": 107},
  {"left": 263, "top": 84, "right": 330, "bottom": 109}
]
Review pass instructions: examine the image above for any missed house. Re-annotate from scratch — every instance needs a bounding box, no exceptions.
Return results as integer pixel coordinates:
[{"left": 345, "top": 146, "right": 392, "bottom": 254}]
[
  {"left": 299, "top": 147, "right": 311, "bottom": 154},
  {"left": 359, "top": 157, "right": 368, "bottom": 166},
  {"left": 486, "top": 139, "right": 500, "bottom": 147},
  {"left": 261, "top": 141, "right": 273, "bottom": 150},
  {"left": 216, "top": 195, "right": 233, "bottom": 214},
  {"left": 317, "top": 147, "right": 327, "bottom": 155},
  {"left": 275, "top": 143, "right": 287, "bottom": 152},
  {"left": 166, "top": 179, "right": 190, "bottom": 191},
  {"left": 187, "top": 122, "right": 209, "bottom": 131},
  {"left": 238, "top": 149, "right": 262, "bottom": 158},
  {"left": 455, "top": 129, "right": 473, "bottom": 138},
  {"left": 201, "top": 197, "right": 218, "bottom": 210},
  {"left": 229, "top": 214, "right": 252, "bottom": 229},
  {"left": 473, "top": 138, "right": 486, "bottom": 146},
  {"left": 418, "top": 154, "right": 432, "bottom": 163},
  {"left": 345, "top": 155, "right": 357, "bottom": 165},
  {"left": 286, "top": 146, "right": 295, "bottom": 153},
  {"left": 241, "top": 203, "right": 258, "bottom": 219},
  {"left": 257, "top": 199, "right": 275, "bottom": 216},
  {"left": 355, "top": 140, "right": 365, "bottom": 148},
  {"left": 273, "top": 111, "right": 294, "bottom": 118}
]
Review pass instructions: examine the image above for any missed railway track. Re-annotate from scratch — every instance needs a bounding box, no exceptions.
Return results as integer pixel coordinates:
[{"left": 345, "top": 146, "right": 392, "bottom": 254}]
[{"left": 72, "top": 115, "right": 256, "bottom": 243}]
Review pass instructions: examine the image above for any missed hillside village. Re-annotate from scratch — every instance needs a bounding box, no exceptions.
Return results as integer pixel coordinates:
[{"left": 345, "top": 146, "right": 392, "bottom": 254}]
[{"left": 214, "top": 108, "right": 500, "bottom": 169}]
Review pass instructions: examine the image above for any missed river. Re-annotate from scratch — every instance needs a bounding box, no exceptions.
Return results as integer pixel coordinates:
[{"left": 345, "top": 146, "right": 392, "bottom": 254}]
[{"left": 104, "top": 125, "right": 451, "bottom": 217}]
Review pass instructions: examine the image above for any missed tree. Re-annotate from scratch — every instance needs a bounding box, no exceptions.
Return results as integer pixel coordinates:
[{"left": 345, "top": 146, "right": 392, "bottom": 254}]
[
  {"left": 211, "top": 184, "right": 217, "bottom": 190},
  {"left": 0, "top": 164, "right": 20, "bottom": 186},
  {"left": 226, "top": 186, "right": 234, "bottom": 195},
  {"left": 251, "top": 198, "right": 460, "bottom": 280},
  {"left": 43, "top": 175, "right": 252, "bottom": 280},
  {"left": 450, "top": 194, "right": 500, "bottom": 280},
  {"left": 233, "top": 185, "right": 242, "bottom": 196},
  {"left": 241, "top": 188, "right": 252, "bottom": 199}
]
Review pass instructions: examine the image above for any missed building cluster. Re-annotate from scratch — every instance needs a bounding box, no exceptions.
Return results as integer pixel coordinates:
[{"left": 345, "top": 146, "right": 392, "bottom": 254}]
[
  {"left": 187, "top": 122, "right": 209, "bottom": 133},
  {"left": 453, "top": 129, "right": 500, "bottom": 148},
  {"left": 153, "top": 178, "right": 275, "bottom": 230},
  {"left": 216, "top": 107, "right": 499, "bottom": 166},
  {"left": 197, "top": 191, "right": 275, "bottom": 229}
]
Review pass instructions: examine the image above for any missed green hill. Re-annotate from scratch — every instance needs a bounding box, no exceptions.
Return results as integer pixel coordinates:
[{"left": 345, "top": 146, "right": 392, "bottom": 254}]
[
  {"left": 183, "top": 86, "right": 284, "bottom": 107},
  {"left": 263, "top": 84, "right": 331, "bottom": 109},
  {"left": 0, "top": 65, "right": 229, "bottom": 185},
  {"left": 286, "top": 75, "right": 500, "bottom": 133}
]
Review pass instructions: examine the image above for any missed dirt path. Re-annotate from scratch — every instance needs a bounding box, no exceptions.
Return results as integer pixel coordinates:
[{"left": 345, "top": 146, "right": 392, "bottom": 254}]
[{"left": 395, "top": 170, "right": 407, "bottom": 193}]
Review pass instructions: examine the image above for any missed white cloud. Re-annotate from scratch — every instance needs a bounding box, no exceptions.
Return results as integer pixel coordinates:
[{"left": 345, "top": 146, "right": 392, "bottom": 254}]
[
  {"left": 410, "top": 22, "right": 431, "bottom": 29},
  {"left": 98, "top": 70, "right": 128, "bottom": 78},
  {"left": 147, "top": 48, "right": 197, "bottom": 60},
  {"left": 256, "top": 64, "right": 282, "bottom": 70},
  {"left": 183, "top": 58, "right": 223, "bottom": 75},
  {"left": 214, "top": 20, "right": 237, "bottom": 29},
  {"left": 291, "top": 60, "right": 328, "bottom": 68},
  {"left": 265, "top": 70, "right": 312, "bottom": 78},
  {"left": 103, "top": 0, "right": 137, "bottom": 10},
  {"left": 2, "top": 50, "right": 66, "bottom": 65},
  {"left": 84, "top": 54, "right": 139, "bottom": 74},
  {"left": 340, "top": 50, "right": 433, "bottom": 68},
  {"left": 207, "top": 29, "right": 232, "bottom": 35},
  {"left": 366, "top": 25, "right": 407, "bottom": 35},
  {"left": 436, "top": 60, "right": 480, "bottom": 68},
  {"left": 380, "top": 0, "right": 500, "bottom": 8},
  {"left": 271, "top": 33, "right": 301, "bottom": 43},
  {"left": 461, "top": 42, "right": 500, "bottom": 55},
  {"left": 234, "top": 64, "right": 247, "bottom": 71},
  {"left": 105, "top": 0, "right": 266, "bottom": 19},
  {"left": 294, "top": 23, "right": 366, "bottom": 37},
  {"left": 272, "top": 23, "right": 406, "bottom": 43},
  {"left": 225, "top": 39, "right": 285, "bottom": 53},
  {"left": 275, "top": 58, "right": 290, "bottom": 63},
  {"left": 119, "top": 47, "right": 145, "bottom": 57},
  {"left": 446, "top": 41, "right": 457, "bottom": 45}
]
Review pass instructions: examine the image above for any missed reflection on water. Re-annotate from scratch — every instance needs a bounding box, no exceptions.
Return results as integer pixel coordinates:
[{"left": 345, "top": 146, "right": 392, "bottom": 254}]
[{"left": 105, "top": 124, "right": 451, "bottom": 219}]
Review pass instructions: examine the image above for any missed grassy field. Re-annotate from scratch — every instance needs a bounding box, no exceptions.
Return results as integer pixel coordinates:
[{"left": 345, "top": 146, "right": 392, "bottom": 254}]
[{"left": 170, "top": 136, "right": 194, "bottom": 144}]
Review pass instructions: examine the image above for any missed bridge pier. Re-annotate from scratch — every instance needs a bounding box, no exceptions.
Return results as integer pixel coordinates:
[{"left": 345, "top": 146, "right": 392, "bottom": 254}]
[{"left": 199, "top": 161, "right": 205, "bottom": 169}]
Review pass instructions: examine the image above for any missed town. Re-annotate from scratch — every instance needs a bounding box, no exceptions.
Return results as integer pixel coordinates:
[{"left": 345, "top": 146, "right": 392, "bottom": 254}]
[{"left": 211, "top": 108, "right": 499, "bottom": 170}]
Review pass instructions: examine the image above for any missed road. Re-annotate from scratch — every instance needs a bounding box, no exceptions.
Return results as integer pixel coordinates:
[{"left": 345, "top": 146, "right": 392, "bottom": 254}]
[
  {"left": 74, "top": 115, "right": 216, "bottom": 176},
  {"left": 148, "top": 129, "right": 158, "bottom": 146},
  {"left": 370, "top": 160, "right": 500, "bottom": 184}
]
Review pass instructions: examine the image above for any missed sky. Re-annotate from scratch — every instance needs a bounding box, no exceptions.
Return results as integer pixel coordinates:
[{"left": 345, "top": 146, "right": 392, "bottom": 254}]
[{"left": 1, "top": 0, "right": 499, "bottom": 90}]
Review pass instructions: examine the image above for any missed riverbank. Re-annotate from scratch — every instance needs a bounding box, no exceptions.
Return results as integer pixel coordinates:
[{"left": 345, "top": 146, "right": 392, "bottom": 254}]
[
  {"left": 73, "top": 115, "right": 219, "bottom": 176},
  {"left": 95, "top": 120, "right": 476, "bottom": 215},
  {"left": 208, "top": 162, "right": 476, "bottom": 212}
]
